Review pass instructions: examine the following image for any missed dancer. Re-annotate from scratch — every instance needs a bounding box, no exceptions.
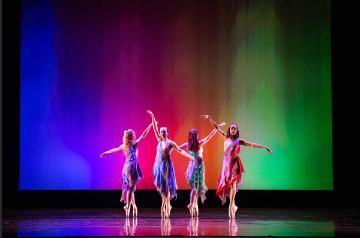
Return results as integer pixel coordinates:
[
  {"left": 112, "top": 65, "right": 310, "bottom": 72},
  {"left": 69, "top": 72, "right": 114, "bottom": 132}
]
[
  {"left": 179, "top": 121, "right": 226, "bottom": 216},
  {"left": 202, "top": 115, "right": 272, "bottom": 218},
  {"left": 147, "top": 110, "right": 193, "bottom": 218},
  {"left": 100, "top": 123, "right": 152, "bottom": 217}
]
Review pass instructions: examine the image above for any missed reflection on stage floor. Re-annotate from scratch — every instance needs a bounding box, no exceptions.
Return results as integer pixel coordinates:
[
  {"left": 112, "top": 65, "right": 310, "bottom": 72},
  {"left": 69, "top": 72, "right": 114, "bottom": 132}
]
[{"left": 3, "top": 208, "right": 360, "bottom": 237}]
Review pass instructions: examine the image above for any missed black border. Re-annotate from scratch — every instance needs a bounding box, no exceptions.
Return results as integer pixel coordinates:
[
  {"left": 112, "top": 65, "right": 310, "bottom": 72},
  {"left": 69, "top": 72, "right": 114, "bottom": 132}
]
[{"left": 3, "top": 0, "right": 359, "bottom": 210}]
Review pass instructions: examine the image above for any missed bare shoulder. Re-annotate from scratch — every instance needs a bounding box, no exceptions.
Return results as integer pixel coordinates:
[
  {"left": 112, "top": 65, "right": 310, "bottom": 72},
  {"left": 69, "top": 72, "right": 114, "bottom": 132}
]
[
  {"left": 167, "top": 139, "right": 176, "bottom": 146},
  {"left": 132, "top": 141, "right": 140, "bottom": 147}
]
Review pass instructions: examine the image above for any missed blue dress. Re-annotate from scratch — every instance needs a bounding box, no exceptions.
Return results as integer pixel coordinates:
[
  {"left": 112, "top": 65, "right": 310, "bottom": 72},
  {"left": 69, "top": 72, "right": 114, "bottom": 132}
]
[
  {"left": 153, "top": 140, "right": 178, "bottom": 199},
  {"left": 120, "top": 143, "right": 143, "bottom": 203}
]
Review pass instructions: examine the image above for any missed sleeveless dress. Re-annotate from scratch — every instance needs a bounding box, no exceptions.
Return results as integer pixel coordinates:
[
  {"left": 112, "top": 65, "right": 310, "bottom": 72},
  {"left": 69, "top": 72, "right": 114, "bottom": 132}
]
[
  {"left": 153, "top": 140, "right": 178, "bottom": 199},
  {"left": 120, "top": 143, "right": 143, "bottom": 203},
  {"left": 216, "top": 138, "right": 245, "bottom": 205},
  {"left": 185, "top": 147, "right": 208, "bottom": 203}
]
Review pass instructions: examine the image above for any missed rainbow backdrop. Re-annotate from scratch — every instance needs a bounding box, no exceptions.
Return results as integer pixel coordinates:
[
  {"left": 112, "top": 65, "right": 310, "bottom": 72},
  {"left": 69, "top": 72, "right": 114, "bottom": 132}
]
[{"left": 20, "top": 0, "right": 332, "bottom": 190}]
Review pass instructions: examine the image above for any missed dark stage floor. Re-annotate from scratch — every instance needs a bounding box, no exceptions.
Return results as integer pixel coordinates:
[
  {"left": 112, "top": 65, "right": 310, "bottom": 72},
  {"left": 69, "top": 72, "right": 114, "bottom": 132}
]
[{"left": 3, "top": 208, "right": 360, "bottom": 237}]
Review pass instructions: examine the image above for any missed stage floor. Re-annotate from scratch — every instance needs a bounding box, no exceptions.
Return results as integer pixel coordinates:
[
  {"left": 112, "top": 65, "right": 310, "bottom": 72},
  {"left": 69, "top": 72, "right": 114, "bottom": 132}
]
[{"left": 3, "top": 208, "right": 360, "bottom": 237}]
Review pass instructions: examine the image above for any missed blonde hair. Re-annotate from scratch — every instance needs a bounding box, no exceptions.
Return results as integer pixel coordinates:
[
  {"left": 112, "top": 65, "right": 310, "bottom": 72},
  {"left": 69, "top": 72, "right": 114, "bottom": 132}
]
[{"left": 123, "top": 129, "right": 136, "bottom": 151}]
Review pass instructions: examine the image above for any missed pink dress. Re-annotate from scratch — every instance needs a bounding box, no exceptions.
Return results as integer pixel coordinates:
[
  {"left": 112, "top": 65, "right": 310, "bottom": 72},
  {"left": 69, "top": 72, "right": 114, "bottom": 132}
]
[{"left": 216, "top": 138, "right": 245, "bottom": 205}]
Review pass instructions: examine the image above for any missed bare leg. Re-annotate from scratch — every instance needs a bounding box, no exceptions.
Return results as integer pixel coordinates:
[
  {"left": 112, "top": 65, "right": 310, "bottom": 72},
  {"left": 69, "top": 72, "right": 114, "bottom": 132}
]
[
  {"left": 229, "top": 185, "right": 234, "bottom": 218},
  {"left": 166, "top": 191, "right": 172, "bottom": 218},
  {"left": 230, "top": 182, "right": 238, "bottom": 218},
  {"left": 190, "top": 191, "right": 195, "bottom": 216},
  {"left": 161, "top": 195, "right": 166, "bottom": 219},
  {"left": 131, "top": 191, "right": 137, "bottom": 217},
  {"left": 193, "top": 191, "right": 199, "bottom": 217},
  {"left": 124, "top": 191, "right": 131, "bottom": 217},
  {"left": 187, "top": 190, "right": 194, "bottom": 216}
]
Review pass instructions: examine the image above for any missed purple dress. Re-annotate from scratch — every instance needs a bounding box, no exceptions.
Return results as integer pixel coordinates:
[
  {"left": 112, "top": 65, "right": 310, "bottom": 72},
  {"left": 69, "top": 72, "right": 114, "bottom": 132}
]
[{"left": 120, "top": 143, "right": 143, "bottom": 203}]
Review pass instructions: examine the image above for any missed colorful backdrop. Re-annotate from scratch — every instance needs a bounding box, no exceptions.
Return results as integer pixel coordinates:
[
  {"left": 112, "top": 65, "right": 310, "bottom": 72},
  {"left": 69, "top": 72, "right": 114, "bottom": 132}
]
[{"left": 20, "top": 0, "right": 332, "bottom": 190}]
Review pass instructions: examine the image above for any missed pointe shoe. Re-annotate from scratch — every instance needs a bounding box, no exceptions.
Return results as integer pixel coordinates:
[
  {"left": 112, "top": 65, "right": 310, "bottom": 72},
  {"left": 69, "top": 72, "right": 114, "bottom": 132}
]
[
  {"left": 187, "top": 204, "right": 193, "bottom": 216},
  {"left": 231, "top": 205, "right": 238, "bottom": 218},
  {"left": 167, "top": 205, "right": 172, "bottom": 218},
  {"left": 132, "top": 206, "right": 138, "bottom": 217},
  {"left": 194, "top": 206, "right": 199, "bottom": 217}
]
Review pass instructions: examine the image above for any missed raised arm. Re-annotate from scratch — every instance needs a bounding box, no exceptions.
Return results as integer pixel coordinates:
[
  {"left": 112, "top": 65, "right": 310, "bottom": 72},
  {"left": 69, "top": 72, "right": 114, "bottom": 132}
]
[
  {"left": 242, "top": 140, "right": 272, "bottom": 153},
  {"left": 201, "top": 115, "right": 227, "bottom": 137},
  {"left": 135, "top": 123, "right": 153, "bottom": 144},
  {"left": 170, "top": 140, "right": 194, "bottom": 160},
  {"left": 199, "top": 122, "right": 226, "bottom": 146},
  {"left": 147, "top": 110, "right": 161, "bottom": 141},
  {"left": 100, "top": 144, "right": 124, "bottom": 158}
]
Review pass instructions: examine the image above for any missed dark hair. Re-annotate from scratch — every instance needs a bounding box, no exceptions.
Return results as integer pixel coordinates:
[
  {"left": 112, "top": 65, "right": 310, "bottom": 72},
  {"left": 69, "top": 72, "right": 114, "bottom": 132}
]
[
  {"left": 226, "top": 123, "right": 239, "bottom": 140},
  {"left": 160, "top": 127, "right": 170, "bottom": 139},
  {"left": 188, "top": 129, "right": 200, "bottom": 152}
]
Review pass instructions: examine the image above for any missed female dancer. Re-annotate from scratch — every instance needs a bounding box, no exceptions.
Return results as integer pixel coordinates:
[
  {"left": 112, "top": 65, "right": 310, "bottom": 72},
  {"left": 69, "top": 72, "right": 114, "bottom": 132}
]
[
  {"left": 202, "top": 115, "right": 272, "bottom": 218},
  {"left": 147, "top": 110, "right": 193, "bottom": 218},
  {"left": 179, "top": 121, "right": 226, "bottom": 216},
  {"left": 100, "top": 123, "right": 152, "bottom": 217}
]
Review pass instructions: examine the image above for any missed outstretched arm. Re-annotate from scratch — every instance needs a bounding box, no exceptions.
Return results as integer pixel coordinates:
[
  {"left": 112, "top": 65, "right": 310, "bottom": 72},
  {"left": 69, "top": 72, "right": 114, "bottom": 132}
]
[
  {"left": 242, "top": 140, "right": 272, "bottom": 153},
  {"left": 147, "top": 110, "right": 161, "bottom": 141},
  {"left": 100, "top": 144, "right": 124, "bottom": 158},
  {"left": 170, "top": 140, "right": 194, "bottom": 160},
  {"left": 199, "top": 122, "right": 226, "bottom": 146},
  {"left": 135, "top": 123, "right": 153, "bottom": 144},
  {"left": 178, "top": 142, "right": 188, "bottom": 150},
  {"left": 201, "top": 115, "right": 227, "bottom": 137}
]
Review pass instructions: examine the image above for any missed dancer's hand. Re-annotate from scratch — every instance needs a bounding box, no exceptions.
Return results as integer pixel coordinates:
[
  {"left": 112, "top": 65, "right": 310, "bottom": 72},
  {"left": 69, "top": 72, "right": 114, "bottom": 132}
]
[
  {"left": 146, "top": 110, "right": 154, "bottom": 117},
  {"left": 200, "top": 114, "right": 211, "bottom": 119},
  {"left": 265, "top": 146, "right": 272, "bottom": 153},
  {"left": 218, "top": 122, "right": 226, "bottom": 128},
  {"left": 99, "top": 153, "right": 106, "bottom": 158}
]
